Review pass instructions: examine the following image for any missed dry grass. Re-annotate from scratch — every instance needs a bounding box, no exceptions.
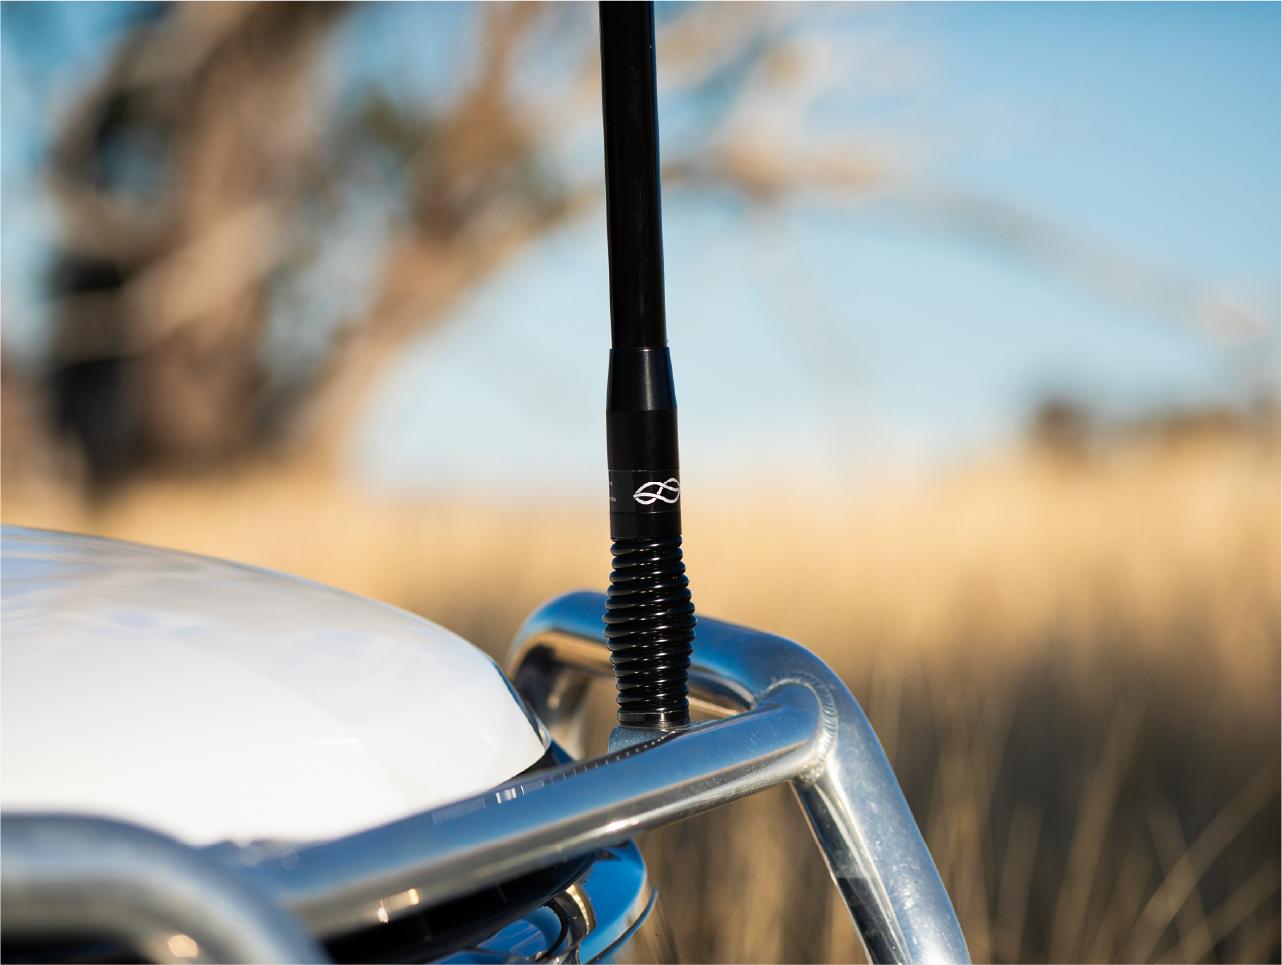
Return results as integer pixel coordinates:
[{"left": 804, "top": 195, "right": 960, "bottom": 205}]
[{"left": 2, "top": 428, "right": 1277, "bottom": 963}]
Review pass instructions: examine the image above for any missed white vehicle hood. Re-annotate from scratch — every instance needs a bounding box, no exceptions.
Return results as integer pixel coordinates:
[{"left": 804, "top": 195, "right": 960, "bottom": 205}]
[{"left": 1, "top": 526, "right": 548, "bottom": 847}]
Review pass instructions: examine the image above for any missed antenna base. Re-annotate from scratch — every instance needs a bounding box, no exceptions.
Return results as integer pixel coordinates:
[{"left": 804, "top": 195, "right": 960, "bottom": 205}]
[{"left": 603, "top": 535, "right": 694, "bottom": 727}]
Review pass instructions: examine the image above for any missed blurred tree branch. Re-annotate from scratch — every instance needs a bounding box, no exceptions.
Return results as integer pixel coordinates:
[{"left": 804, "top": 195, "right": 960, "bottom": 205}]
[
  {"left": 48, "top": 1, "right": 348, "bottom": 481},
  {"left": 38, "top": 0, "right": 886, "bottom": 484}
]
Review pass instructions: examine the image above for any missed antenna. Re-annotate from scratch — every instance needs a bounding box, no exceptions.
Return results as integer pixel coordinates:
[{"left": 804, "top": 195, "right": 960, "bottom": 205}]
[{"left": 599, "top": 2, "right": 694, "bottom": 737}]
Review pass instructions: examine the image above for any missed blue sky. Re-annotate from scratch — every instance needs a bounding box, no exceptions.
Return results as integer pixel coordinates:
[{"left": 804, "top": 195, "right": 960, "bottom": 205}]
[{"left": 353, "top": 2, "right": 1280, "bottom": 494}]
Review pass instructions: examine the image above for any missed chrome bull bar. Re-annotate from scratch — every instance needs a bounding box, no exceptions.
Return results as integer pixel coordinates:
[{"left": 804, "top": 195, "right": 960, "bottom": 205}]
[
  {"left": 2, "top": 592, "right": 968, "bottom": 964},
  {"left": 503, "top": 591, "right": 970, "bottom": 965}
]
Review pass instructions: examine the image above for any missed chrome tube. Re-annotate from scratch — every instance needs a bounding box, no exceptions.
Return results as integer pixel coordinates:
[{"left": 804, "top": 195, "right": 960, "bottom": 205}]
[
  {"left": 507, "top": 592, "right": 970, "bottom": 965},
  {"left": 1, "top": 814, "right": 327, "bottom": 964},
  {"left": 239, "top": 683, "right": 826, "bottom": 938}
]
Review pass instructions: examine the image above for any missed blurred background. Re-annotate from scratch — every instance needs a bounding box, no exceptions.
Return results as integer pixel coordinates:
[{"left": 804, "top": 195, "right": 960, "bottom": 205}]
[{"left": 1, "top": 2, "right": 1278, "bottom": 962}]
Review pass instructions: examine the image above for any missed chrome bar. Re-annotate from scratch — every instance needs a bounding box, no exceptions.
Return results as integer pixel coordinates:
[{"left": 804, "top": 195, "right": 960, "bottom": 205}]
[
  {"left": 1, "top": 814, "right": 327, "bottom": 964},
  {"left": 507, "top": 592, "right": 971, "bottom": 965},
  {"left": 239, "top": 682, "right": 826, "bottom": 937}
]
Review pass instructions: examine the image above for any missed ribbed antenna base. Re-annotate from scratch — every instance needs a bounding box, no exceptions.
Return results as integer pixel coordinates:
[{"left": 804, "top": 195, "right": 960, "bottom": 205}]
[{"left": 603, "top": 536, "right": 694, "bottom": 727}]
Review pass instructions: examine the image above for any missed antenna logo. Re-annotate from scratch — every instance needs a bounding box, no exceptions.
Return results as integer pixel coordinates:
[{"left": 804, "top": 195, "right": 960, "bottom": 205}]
[{"left": 633, "top": 478, "right": 680, "bottom": 505}]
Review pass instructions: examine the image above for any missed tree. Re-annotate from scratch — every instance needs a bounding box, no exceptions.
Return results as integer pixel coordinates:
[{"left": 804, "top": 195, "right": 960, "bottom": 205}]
[{"left": 40, "top": 2, "right": 855, "bottom": 485}]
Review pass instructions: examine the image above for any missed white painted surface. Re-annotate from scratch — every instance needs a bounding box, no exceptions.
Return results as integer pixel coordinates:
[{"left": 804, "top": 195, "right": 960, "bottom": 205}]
[{"left": 1, "top": 526, "right": 547, "bottom": 846}]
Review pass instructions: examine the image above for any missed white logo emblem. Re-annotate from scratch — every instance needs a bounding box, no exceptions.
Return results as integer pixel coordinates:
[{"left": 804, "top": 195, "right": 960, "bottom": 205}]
[{"left": 633, "top": 478, "right": 680, "bottom": 505}]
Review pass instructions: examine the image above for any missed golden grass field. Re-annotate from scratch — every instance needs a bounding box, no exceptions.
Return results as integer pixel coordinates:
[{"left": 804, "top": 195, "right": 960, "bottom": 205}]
[{"left": 2, "top": 421, "right": 1278, "bottom": 963}]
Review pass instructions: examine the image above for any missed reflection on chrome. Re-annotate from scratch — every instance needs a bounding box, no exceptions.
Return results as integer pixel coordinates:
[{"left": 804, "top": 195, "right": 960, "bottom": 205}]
[
  {"left": 166, "top": 934, "right": 199, "bottom": 960},
  {"left": 438, "top": 843, "right": 671, "bottom": 964}
]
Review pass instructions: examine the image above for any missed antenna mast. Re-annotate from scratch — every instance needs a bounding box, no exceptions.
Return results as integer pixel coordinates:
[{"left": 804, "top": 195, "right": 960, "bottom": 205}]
[{"left": 600, "top": 1, "right": 694, "bottom": 733}]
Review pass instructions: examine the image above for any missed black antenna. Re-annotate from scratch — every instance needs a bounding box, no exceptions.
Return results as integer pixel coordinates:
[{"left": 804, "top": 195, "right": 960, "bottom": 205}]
[{"left": 599, "top": 1, "right": 694, "bottom": 734}]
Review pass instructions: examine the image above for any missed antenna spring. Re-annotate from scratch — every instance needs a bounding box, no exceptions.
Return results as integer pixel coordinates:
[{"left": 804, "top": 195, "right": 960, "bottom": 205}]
[{"left": 604, "top": 536, "right": 694, "bottom": 727}]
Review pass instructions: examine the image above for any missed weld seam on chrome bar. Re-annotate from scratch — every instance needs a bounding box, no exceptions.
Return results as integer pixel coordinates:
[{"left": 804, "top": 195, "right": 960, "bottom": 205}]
[{"left": 236, "top": 684, "right": 826, "bottom": 938}]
